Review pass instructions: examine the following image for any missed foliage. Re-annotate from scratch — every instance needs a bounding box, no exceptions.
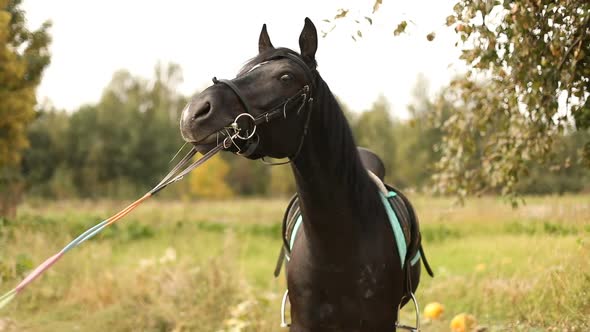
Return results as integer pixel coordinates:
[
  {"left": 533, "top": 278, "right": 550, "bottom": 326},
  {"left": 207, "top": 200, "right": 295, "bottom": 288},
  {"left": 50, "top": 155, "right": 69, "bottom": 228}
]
[
  {"left": 21, "top": 109, "right": 69, "bottom": 196},
  {"left": 268, "top": 164, "right": 295, "bottom": 196},
  {"left": 351, "top": 95, "right": 397, "bottom": 182},
  {"left": 188, "top": 153, "right": 234, "bottom": 199},
  {"left": 392, "top": 75, "right": 446, "bottom": 190},
  {"left": 72, "top": 65, "right": 185, "bottom": 197},
  {"left": 225, "top": 156, "right": 269, "bottom": 196},
  {"left": 329, "top": 1, "right": 590, "bottom": 202},
  {"left": 515, "top": 129, "right": 590, "bottom": 194},
  {"left": 20, "top": 70, "right": 588, "bottom": 199},
  {"left": 0, "top": 0, "right": 51, "bottom": 167},
  {"left": 22, "top": 64, "right": 188, "bottom": 199},
  {"left": 433, "top": 0, "right": 590, "bottom": 201},
  {"left": 0, "top": 0, "right": 51, "bottom": 216}
]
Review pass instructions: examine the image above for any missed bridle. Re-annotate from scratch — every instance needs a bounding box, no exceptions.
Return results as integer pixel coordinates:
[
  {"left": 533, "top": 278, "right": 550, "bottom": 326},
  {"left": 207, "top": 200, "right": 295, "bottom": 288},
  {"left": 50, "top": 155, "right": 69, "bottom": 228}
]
[{"left": 211, "top": 52, "right": 315, "bottom": 163}]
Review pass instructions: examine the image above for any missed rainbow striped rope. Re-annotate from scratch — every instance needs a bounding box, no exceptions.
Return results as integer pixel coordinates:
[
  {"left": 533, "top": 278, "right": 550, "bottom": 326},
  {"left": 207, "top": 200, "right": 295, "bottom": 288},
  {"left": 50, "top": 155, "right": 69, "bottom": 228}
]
[{"left": 0, "top": 143, "right": 225, "bottom": 309}]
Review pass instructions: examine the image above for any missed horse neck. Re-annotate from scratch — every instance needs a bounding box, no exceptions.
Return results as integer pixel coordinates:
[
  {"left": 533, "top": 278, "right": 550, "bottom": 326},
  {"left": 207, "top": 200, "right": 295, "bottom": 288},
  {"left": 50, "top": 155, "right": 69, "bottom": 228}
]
[{"left": 290, "top": 77, "right": 381, "bottom": 249}]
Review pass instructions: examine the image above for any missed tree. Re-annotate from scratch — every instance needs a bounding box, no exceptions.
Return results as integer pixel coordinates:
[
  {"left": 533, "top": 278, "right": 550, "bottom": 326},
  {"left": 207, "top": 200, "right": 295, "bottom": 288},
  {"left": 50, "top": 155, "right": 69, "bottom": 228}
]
[
  {"left": 269, "top": 164, "right": 296, "bottom": 196},
  {"left": 515, "top": 129, "right": 590, "bottom": 194},
  {"left": 332, "top": 1, "right": 590, "bottom": 201},
  {"left": 351, "top": 95, "right": 397, "bottom": 183},
  {"left": 20, "top": 63, "right": 188, "bottom": 199},
  {"left": 393, "top": 75, "right": 446, "bottom": 190},
  {"left": 434, "top": 1, "right": 590, "bottom": 201},
  {"left": 188, "top": 153, "right": 233, "bottom": 199},
  {"left": 21, "top": 107, "right": 71, "bottom": 197},
  {"left": 224, "top": 156, "right": 269, "bottom": 196},
  {"left": 0, "top": 0, "right": 51, "bottom": 216},
  {"left": 55, "top": 64, "right": 187, "bottom": 198}
]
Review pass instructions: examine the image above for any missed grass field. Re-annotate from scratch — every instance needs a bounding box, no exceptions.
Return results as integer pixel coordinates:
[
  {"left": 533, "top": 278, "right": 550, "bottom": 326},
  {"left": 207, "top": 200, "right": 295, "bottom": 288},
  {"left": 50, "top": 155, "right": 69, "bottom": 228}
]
[{"left": 1, "top": 195, "right": 589, "bottom": 331}]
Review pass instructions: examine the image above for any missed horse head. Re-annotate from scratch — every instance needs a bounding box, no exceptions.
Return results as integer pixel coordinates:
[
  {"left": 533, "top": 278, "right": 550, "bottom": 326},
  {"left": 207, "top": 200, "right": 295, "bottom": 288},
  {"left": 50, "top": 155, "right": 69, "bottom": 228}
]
[{"left": 180, "top": 18, "right": 319, "bottom": 161}]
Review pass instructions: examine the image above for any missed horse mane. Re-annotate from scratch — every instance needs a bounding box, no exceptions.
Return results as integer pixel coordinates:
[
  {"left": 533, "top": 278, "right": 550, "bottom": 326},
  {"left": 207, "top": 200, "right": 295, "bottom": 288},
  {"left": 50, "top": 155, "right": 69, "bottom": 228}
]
[
  {"left": 312, "top": 76, "right": 380, "bottom": 212},
  {"left": 239, "top": 47, "right": 379, "bottom": 214}
]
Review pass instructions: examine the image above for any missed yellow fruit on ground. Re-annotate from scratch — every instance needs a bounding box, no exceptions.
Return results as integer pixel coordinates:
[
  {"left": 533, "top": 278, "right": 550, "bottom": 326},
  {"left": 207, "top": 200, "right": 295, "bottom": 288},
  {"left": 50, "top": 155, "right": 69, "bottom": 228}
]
[
  {"left": 423, "top": 302, "right": 444, "bottom": 319},
  {"left": 450, "top": 313, "right": 477, "bottom": 332},
  {"left": 475, "top": 263, "right": 486, "bottom": 272}
]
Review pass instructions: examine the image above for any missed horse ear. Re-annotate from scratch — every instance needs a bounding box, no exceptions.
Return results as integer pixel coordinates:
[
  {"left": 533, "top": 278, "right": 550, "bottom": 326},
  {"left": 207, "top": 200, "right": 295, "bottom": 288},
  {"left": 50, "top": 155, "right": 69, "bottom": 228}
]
[
  {"left": 298, "top": 17, "right": 317, "bottom": 63},
  {"left": 259, "top": 24, "right": 274, "bottom": 53}
]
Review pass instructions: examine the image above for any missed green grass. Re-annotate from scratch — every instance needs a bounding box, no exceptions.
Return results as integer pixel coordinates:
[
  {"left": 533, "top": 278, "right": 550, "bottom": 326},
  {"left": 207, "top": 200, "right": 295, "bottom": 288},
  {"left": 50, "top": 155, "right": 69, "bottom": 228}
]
[{"left": 1, "top": 195, "right": 589, "bottom": 331}]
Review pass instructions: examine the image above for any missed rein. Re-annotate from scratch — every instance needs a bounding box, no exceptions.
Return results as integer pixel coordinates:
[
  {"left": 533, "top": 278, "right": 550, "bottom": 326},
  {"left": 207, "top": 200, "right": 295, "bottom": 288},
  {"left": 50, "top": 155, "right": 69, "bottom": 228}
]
[{"left": 0, "top": 131, "right": 242, "bottom": 309}]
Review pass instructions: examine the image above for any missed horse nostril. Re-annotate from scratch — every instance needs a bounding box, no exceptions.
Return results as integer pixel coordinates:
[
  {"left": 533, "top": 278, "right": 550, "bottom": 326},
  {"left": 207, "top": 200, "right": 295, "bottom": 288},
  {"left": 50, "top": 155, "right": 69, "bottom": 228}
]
[{"left": 193, "top": 102, "right": 211, "bottom": 120}]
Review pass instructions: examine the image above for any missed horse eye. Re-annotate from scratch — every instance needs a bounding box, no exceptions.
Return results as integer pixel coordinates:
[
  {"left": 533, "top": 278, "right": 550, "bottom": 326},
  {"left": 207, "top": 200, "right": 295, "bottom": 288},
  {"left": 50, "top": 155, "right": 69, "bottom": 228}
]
[{"left": 280, "top": 74, "right": 293, "bottom": 81}]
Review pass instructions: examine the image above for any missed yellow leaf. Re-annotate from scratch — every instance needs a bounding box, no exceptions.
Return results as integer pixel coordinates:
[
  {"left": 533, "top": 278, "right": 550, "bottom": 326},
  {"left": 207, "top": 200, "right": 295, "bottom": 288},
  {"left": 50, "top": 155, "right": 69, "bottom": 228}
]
[
  {"left": 188, "top": 154, "right": 234, "bottom": 199},
  {"left": 334, "top": 9, "right": 349, "bottom": 19},
  {"left": 373, "top": 0, "right": 382, "bottom": 14}
]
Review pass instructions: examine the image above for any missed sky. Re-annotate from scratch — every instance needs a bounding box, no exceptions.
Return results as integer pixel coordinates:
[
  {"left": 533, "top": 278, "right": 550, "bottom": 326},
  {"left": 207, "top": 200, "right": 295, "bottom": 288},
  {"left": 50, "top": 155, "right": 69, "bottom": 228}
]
[{"left": 22, "top": 0, "right": 465, "bottom": 118}]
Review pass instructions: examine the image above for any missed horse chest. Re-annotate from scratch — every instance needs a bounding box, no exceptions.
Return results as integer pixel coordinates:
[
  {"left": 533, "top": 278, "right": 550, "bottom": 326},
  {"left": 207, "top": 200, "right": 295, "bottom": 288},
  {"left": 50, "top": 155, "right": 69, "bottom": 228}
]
[
  {"left": 286, "top": 227, "right": 400, "bottom": 330},
  {"left": 286, "top": 266, "right": 398, "bottom": 330}
]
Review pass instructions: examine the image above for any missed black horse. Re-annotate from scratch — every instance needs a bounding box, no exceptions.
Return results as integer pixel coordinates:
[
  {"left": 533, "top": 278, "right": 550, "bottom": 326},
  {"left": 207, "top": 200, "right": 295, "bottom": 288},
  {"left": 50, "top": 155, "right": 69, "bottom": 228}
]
[{"left": 180, "top": 18, "right": 431, "bottom": 331}]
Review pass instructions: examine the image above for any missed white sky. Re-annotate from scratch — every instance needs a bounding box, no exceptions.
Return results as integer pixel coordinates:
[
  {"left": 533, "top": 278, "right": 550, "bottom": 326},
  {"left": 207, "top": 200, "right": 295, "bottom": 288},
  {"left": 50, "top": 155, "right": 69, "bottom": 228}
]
[{"left": 22, "top": 0, "right": 465, "bottom": 118}]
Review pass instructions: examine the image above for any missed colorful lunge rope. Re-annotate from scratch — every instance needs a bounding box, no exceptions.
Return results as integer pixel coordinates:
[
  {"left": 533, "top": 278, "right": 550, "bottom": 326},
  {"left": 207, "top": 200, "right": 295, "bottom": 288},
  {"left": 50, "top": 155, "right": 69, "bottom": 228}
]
[{"left": 0, "top": 140, "right": 227, "bottom": 309}]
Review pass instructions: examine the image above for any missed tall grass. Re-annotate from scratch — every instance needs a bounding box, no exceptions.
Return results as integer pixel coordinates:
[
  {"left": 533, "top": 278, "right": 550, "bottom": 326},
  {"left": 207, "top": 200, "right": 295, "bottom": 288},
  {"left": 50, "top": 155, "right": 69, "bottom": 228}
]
[{"left": 1, "top": 195, "right": 589, "bottom": 331}]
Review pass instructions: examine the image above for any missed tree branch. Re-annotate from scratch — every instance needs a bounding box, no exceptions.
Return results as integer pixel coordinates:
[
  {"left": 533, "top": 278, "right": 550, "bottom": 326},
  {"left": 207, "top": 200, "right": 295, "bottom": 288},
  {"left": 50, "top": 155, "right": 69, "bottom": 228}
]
[{"left": 558, "top": 14, "right": 590, "bottom": 72}]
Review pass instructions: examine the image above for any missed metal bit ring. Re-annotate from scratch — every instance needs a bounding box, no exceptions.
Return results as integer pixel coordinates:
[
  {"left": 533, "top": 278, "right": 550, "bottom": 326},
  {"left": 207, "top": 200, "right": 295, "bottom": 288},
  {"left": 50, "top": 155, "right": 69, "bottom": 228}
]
[{"left": 232, "top": 113, "right": 257, "bottom": 140}]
